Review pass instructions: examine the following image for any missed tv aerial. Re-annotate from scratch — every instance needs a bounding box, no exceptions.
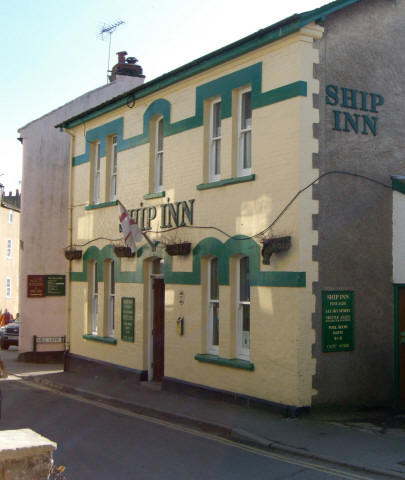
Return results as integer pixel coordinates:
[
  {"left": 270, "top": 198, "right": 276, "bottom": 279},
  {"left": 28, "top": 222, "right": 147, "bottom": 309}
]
[{"left": 99, "top": 20, "right": 125, "bottom": 83}]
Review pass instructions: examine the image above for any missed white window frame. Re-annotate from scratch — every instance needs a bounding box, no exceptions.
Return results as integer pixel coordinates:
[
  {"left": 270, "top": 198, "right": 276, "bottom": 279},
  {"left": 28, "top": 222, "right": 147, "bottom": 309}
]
[
  {"left": 109, "top": 135, "right": 118, "bottom": 201},
  {"left": 237, "top": 88, "right": 252, "bottom": 177},
  {"left": 91, "top": 262, "right": 98, "bottom": 335},
  {"left": 6, "top": 239, "right": 12, "bottom": 258},
  {"left": 207, "top": 257, "right": 219, "bottom": 354},
  {"left": 6, "top": 277, "right": 11, "bottom": 298},
  {"left": 154, "top": 117, "right": 164, "bottom": 193},
  {"left": 236, "top": 256, "right": 250, "bottom": 360},
  {"left": 209, "top": 99, "right": 221, "bottom": 183},
  {"left": 8, "top": 210, "right": 13, "bottom": 224},
  {"left": 93, "top": 141, "right": 101, "bottom": 205},
  {"left": 106, "top": 261, "right": 115, "bottom": 337}
]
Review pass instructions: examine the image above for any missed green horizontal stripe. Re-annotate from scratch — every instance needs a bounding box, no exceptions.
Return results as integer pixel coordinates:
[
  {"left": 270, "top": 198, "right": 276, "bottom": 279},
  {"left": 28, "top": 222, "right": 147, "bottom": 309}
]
[{"left": 197, "top": 175, "right": 256, "bottom": 190}]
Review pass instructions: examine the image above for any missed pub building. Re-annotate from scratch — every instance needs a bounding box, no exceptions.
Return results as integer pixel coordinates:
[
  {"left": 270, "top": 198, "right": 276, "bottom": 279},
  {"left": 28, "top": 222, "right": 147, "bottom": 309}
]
[{"left": 57, "top": 0, "right": 405, "bottom": 411}]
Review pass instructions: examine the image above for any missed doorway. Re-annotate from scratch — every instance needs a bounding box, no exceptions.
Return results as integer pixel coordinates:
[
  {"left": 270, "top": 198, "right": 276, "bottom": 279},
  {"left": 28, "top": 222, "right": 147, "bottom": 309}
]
[
  {"left": 397, "top": 287, "right": 405, "bottom": 406},
  {"left": 152, "top": 277, "right": 165, "bottom": 381}
]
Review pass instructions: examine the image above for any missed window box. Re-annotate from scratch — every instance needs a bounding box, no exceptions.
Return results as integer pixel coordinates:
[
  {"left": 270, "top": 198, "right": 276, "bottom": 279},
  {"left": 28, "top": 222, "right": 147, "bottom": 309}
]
[
  {"left": 165, "top": 242, "right": 191, "bottom": 256},
  {"left": 64, "top": 247, "right": 83, "bottom": 261},
  {"left": 114, "top": 246, "right": 135, "bottom": 258}
]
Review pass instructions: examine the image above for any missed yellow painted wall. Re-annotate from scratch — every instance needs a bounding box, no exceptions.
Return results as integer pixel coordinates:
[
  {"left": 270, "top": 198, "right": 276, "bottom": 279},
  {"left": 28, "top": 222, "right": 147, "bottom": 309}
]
[{"left": 68, "top": 24, "right": 323, "bottom": 407}]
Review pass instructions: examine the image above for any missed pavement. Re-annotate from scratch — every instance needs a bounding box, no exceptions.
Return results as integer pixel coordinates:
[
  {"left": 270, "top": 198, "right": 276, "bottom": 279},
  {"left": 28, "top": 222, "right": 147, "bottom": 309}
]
[{"left": 2, "top": 347, "right": 405, "bottom": 479}]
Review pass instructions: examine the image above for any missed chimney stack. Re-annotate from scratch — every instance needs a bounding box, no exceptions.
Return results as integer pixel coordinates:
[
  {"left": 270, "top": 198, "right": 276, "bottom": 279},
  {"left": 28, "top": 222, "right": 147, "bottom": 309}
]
[{"left": 109, "top": 51, "right": 145, "bottom": 83}]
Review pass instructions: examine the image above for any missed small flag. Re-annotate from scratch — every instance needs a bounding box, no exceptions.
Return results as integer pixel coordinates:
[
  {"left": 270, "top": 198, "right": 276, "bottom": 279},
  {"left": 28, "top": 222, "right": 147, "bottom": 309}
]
[{"left": 119, "top": 202, "right": 143, "bottom": 253}]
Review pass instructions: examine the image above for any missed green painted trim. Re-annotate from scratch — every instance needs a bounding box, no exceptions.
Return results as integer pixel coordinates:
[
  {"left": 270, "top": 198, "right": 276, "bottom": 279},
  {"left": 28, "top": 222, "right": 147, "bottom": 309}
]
[
  {"left": 59, "top": 0, "right": 359, "bottom": 130},
  {"left": 144, "top": 191, "right": 166, "bottom": 200},
  {"left": 71, "top": 64, "right": 308, "bottom": 167},
  {"left": 70, "top": 237, "right": 306, "bottom": 287},
  {"left": 197, "top": 175, "right": 256, "bottom": 190},
  {"left": 195, "top": 353, "right": 254, "bottom": 371},
  {"left": 392, "top": 176, "right": 405, "bottom": 195},
  {"left": 82, "top": 334, "right": 117, "bottom": 345},
  {"left": 85, "top": 200, "right": 119, "bottom": 211}
]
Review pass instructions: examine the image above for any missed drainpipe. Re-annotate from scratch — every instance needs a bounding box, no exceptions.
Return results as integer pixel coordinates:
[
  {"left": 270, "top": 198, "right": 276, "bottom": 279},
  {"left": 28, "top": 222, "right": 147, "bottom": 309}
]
[{"left": 62, "top": 127, "right": 75, "bottom": 357}]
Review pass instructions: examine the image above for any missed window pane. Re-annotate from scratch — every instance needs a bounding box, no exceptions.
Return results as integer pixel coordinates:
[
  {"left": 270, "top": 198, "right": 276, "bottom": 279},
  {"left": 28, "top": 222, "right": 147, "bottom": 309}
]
[
  {"left": 94, "top": 263, "right": 98, "bottom": 293},
  {"left": 210, "top": 258, "right": 218, "bottom": 299},
  {"left": 152, "top": 258, "right": 163, "bottom": 274},
  {"left": 242, "top": 131, "right": 251, "bottom": 169},
  {"left": 110, "top": 262, "right": 115, "bottom": 294},
  {"left": 239, "top": 256, "right": 250, "bottom": 301},
  {"left": 242, "top": 304, "right": 250, "bottom": 332},
  {"left": 242, "top": 91, "right": 252, "bottom": 129},
  {"left": 212, "top": 303, "right": 219, "bottom": 346},
  {"left": 212, "top": 102, "right": 221, "bottom": 137},
  {"left": 157, "top": 119, "right": 164, "bottom": 151}
]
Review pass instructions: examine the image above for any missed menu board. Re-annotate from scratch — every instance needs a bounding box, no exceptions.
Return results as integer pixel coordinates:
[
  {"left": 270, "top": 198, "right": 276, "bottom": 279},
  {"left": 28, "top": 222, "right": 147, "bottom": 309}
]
[
  {"left": 46, "top": 275, "right": 66, "bottom": 296},
  {"left": 322, "top": 290, "right": 354, "bottom": 352},
  {"left": 121, "top": 297, "right": 135, "bottom": 342},
  {"left": 27, "top": 275, "right": 46, "bottom": 297}
]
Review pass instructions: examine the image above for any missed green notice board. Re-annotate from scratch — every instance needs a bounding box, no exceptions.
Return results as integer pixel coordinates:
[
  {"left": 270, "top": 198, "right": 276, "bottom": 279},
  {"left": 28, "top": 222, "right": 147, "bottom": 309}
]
[
  {"left": 121, "top": 297, "right": 135, "bottom": 342},
  {"left": 322, "top": 290, "right": 354, "bottom": 352},
  {"left": 46, "top": 275, "right": 66, "bottom": 296}
]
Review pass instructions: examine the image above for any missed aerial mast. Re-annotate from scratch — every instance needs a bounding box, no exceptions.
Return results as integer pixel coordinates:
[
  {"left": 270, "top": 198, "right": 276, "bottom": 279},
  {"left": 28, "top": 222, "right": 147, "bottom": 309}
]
[{"left": 99, "top": 20, "right": 125, "bottom": 83}]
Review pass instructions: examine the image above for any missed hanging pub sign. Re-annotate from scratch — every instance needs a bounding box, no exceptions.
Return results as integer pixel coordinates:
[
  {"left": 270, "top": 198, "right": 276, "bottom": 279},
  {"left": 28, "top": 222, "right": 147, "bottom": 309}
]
[{"left": 322, "top": 290, "right": 354, "bottom": 352}]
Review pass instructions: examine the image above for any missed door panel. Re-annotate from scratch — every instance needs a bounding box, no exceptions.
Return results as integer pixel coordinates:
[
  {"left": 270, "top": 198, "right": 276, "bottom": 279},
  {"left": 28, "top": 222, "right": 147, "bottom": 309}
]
[
  {"left": 398, "top": 288, "right": 405, "bottom": 403},
  {"left": 152, "top": 278, "right": 165, "bottom": 381}
]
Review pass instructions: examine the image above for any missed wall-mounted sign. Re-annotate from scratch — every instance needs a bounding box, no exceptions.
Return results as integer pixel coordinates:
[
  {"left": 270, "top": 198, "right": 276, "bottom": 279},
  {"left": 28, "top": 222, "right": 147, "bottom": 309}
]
[
  {"left": 322, "top": 290, "right": 354, "bottom": 352},
  {"left": 128, "top": 199, "right": 195, "bottom": 231},
  {"left": 326, "top": 85, "right": 384, "bottom": 136},
  {"left": 46, "top": 275, "right": 66, "bottom": 296},
  {"left": 27, "top": 275, "right": 46, "bottom": 297},
  {"left": 121, "top": 297, "right": 135, "bottom": 342},
  {"left": 27, "top": 275, "right": 66, "bottom": 297}
]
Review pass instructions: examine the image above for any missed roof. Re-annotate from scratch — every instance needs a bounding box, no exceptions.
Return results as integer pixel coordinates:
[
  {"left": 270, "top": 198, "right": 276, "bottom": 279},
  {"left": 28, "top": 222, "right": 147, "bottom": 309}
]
[{"left": 57, "top": 0, "right": 360, "bottom": 130}]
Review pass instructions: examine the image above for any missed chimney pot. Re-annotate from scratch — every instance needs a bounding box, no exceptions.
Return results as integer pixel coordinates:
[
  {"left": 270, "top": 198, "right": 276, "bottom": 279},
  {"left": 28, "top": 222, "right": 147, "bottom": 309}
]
[{"left": 117, "top": 51, "right": 128, "bottom": 64}]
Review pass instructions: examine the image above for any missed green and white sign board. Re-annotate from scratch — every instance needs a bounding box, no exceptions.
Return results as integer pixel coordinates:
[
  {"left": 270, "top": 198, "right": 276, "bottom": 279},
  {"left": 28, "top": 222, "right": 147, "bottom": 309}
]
[
  {"left": 322, "top": 290, "right": 354, "bottom": 352},
  {"left": 121, "top": 297, "right": 135, "bottom": 342}
]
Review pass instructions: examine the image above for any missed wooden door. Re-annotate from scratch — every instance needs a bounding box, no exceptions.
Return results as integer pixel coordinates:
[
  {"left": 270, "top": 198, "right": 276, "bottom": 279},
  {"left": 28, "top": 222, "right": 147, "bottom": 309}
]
[{"left": 152, "top": 278, "right": 165, "bottom": 381}]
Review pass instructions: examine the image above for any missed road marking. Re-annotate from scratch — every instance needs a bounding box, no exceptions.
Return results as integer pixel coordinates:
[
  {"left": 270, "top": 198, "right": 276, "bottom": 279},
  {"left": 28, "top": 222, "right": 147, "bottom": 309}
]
[{"left": 17, "top": 379, "right": 380, "bottom": 480}]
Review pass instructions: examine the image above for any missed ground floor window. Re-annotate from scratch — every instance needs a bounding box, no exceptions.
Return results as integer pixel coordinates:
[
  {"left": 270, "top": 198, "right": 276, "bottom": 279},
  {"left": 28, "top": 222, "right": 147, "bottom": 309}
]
[
  {"left": 207, "top": 257, "right": 219, "bottom": 354},
  {"left": 237, "top": 256, "right": 250, "bottom": 360}
]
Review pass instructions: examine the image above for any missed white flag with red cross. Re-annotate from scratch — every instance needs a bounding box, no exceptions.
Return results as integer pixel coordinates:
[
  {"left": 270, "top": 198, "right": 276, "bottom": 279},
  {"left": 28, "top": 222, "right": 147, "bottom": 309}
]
[{"left": 119, "top": 202, "right": 143, "bottom": 254}]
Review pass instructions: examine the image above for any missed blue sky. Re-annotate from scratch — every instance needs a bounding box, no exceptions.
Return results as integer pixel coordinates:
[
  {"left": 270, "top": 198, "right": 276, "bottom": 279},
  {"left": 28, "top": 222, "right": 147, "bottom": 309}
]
[{"left": 0, "top": 0, "right": 327, "bottom": 192}]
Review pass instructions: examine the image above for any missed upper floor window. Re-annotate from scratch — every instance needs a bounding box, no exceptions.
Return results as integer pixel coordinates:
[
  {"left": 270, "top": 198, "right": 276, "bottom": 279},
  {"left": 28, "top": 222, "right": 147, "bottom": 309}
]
[
  {"left": 6, "top": 239, "right": 12, "bottom": 258},
  {"left": 236, "top": 256, "right": 250, "bottom": 360},
  {"left": 109, "top": 135, "right": 118, "bottom": 201},
  {"left": 238, "top": 89, "right": 252, "bottom": 176},
  {"left": 8, "top": 210, "right": 13, "bottom": 224},
  {"left": 207, "top": 257, "right": 219, "bottom": 354},
  {"left": 92, "top": 141, "right": 101, "bottom": 205},
  {"left": 154, "top": 117, "right": 164, "bottom": 193},
  {"left": 209, "top": 100, "right": 221, "bottom": 182},
  {"left": 6, "top": 278, "right": 11, "bottom": 298}
]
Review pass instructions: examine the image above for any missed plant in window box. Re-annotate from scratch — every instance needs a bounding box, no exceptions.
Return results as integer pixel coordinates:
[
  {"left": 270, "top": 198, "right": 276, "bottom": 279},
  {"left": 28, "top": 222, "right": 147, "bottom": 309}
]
[
  {"left": 64, "top": 247, "right": 82, "bottom": 260},
  {"left": 261, "top": 236, "right": 291, "bottom": 265},
  {"left": 113, "top": 244, "right": 135, "bottom": 257}
]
